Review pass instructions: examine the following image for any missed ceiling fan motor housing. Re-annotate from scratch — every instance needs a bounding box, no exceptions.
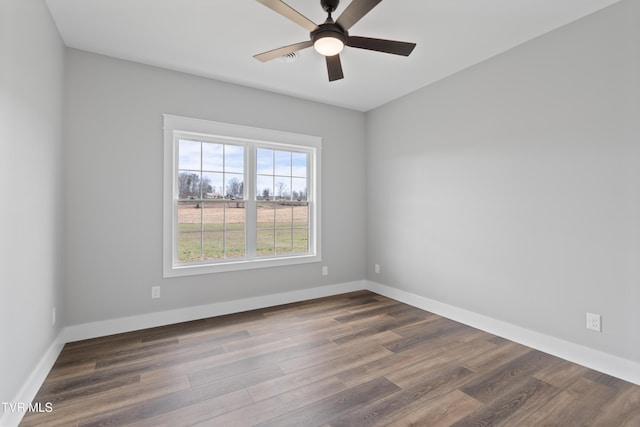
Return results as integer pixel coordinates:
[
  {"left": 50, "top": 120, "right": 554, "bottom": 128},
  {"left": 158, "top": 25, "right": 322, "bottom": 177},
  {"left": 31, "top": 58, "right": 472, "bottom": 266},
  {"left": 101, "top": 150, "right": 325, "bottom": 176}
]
[
  {"left": 321, "top": 0, "right": 340, "bottom": 13},
  {"left": 311, "top": 22, "right": 348, "bottom": 47}
]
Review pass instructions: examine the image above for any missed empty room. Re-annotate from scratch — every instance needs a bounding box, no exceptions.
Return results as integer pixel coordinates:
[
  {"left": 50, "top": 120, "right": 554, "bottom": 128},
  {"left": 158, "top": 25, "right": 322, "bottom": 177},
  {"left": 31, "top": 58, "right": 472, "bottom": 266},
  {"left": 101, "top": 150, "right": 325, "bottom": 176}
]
[{"left": 1, "top": 0, "right": 639, "bottom": 425}]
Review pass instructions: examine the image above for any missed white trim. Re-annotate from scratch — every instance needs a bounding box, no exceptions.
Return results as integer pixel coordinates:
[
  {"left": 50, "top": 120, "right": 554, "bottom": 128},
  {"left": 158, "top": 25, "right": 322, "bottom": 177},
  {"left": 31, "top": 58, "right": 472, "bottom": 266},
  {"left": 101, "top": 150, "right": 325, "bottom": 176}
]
[
  {"left": 1, "top": 332, "right": 66, "bottom": 427},
  {"left": 163, "top": 115, "right": 322, "bottom": 148},
  {"left": 63, "top": 281, "right": 365, "bottom": 343},
  {"left": 365, "top": 280, "right": 640, "bottom": 386}
]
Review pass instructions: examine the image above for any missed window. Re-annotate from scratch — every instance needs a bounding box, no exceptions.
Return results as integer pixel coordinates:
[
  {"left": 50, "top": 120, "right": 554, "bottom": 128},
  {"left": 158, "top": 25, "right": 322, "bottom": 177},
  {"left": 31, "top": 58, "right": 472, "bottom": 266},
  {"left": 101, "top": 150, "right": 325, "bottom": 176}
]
[{"left": 163, "top": 115, "right": 321, "bottom": 277}]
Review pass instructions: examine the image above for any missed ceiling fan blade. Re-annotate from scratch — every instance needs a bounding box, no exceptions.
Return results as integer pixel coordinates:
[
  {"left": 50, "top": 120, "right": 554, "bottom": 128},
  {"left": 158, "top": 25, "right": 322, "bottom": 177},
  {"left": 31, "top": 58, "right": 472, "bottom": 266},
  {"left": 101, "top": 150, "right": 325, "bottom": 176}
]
[
  {"left": 336, "top": 0, "right": 383, "bottom": 31},
  {"left": 257, "top": 0, "right": 318, "bottom": 32},
  {"left": 347, "top": 36, "right": 416, "bottom": 56},
  {"left": 254, "top": 40, "right": 313, "bottom": 62},
  {"left": 326, "top": 54, "right": 344, "bottom": 81}
]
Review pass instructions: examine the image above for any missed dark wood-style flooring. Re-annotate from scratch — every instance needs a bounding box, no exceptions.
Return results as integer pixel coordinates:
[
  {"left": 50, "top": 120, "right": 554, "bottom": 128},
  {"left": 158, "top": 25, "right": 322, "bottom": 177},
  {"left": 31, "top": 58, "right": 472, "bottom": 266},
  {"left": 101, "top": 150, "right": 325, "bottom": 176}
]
[{"left": 21, "top": 291, "right": 640, "bottom": 426}]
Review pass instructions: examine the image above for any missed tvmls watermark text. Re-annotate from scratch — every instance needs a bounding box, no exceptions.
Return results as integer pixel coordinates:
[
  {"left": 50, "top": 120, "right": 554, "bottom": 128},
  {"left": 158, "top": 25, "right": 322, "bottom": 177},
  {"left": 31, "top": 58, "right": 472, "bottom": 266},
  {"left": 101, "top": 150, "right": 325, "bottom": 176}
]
[{"left": 1, "top": 401, "right": 53, "bottom": 413}]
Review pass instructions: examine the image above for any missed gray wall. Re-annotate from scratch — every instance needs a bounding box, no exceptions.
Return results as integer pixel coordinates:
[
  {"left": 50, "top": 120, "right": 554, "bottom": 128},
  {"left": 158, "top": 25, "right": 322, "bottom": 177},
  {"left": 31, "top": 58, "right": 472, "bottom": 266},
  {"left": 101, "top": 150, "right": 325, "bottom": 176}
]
[
  {"left": 0, "top": 0, "right": 65, "bottom": 404},
  {"left": 366, "top": 0, "right": 640, "bottom": 363},
  {"left": 63, "top": 49, "right": 366, "bottom": 326}
]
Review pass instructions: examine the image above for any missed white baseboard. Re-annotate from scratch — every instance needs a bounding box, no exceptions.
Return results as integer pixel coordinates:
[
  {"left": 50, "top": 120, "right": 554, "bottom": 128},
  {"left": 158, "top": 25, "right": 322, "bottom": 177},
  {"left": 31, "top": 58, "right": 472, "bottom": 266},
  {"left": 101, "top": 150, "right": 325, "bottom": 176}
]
[
  {"left": 63, "top": 281, "right": 366, "bottom": 343},
  {"left": 366, "top": 280, "right": 640, "bottom": 386},
  {"left": 1, "top": 332, "right": 66, "bottom": 427}
]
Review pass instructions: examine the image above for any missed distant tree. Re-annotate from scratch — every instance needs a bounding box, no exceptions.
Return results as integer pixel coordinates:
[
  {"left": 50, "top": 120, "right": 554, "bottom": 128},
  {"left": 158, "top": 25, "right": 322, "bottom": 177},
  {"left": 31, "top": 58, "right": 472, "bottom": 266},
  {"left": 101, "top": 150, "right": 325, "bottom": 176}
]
[
  {"left": 292, "top": 188, "right": 307, "bottom": 201},
  {"left": 226, "top": 178, "right": 243, "bottom": 199},
  {"left": 262, "top": 188, "right": 272, "bottom": 200},
  {"left": 178, "top": 172, "right": 200, "bottom": 199},
  {"left": 275, "top": 181, "right": 288, "bottom": 199},
  {"left": 203, "top": 176, "right": 213, "bottom": 198}
]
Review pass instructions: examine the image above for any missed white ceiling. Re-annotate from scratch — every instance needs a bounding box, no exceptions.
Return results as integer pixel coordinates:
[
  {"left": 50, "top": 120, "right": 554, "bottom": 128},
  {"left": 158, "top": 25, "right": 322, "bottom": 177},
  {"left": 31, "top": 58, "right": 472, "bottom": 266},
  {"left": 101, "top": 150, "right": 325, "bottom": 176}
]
[{"left": 45, "top": 0, "right": 621, "bottom": 111}]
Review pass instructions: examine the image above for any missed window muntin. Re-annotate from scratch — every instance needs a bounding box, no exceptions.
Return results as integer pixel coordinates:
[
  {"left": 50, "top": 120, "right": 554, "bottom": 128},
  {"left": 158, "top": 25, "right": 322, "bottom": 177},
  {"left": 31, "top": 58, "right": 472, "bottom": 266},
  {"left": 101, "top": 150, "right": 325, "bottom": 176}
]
[{"left": 163, "top": 115, "right": 321, "bottom": 277}]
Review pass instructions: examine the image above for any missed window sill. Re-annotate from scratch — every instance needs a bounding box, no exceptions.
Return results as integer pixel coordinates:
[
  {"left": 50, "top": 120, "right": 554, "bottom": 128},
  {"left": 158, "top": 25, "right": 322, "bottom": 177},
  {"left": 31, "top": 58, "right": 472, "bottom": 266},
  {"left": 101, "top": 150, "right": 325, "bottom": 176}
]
[{"left": 163, "top": 253, "right": 321, "bottom": 278}]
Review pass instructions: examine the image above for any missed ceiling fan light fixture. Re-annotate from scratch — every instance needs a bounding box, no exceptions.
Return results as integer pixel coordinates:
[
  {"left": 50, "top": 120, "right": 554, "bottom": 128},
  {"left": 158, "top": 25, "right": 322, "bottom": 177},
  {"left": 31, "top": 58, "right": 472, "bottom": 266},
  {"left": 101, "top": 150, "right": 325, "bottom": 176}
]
[{"left": 313, "top": 34, "right": 344, "bottom": 56}]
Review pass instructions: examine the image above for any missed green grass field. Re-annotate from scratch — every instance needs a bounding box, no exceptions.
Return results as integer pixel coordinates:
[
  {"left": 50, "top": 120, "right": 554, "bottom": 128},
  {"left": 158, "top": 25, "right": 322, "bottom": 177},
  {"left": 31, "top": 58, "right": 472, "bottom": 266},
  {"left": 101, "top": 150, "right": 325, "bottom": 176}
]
[
  {"left": 177, "top": 223, "right": 309, "bottom": 262},
  {"left": 177, "top": 202, "right": 309, "bottom": 262}
]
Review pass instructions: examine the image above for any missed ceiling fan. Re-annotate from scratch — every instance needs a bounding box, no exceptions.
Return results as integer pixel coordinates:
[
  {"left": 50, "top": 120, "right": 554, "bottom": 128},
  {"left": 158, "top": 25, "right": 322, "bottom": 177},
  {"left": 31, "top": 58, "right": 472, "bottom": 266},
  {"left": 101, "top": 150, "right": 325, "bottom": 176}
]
[{"left": 254, "top": 0, "right": 417, "bottom": 81}]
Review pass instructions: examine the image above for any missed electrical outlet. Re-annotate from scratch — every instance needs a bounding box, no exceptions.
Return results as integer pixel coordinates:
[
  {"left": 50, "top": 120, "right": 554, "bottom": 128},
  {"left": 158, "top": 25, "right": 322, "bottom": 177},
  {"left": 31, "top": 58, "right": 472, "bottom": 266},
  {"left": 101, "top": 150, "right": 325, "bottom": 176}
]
[
  {"left": 151, "top": 286, "right": 161, "bottom": 299},
  {"left": 375, "top": 264, "right": 380, "bottom": 274},
  {"left": 52, "top": 307, "right": 56, "bottom": 326},
  {"left": 322, "top": 266, "right": 328, "bottom": 276},
  {"left": 586, "top": 312, "right": 601, "bottom": 332}
]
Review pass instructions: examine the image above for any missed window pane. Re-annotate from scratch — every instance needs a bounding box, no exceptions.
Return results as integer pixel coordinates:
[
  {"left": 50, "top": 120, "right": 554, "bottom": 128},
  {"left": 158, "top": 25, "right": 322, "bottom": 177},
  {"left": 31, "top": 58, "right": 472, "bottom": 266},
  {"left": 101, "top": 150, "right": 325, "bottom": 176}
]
[
  {"left": 274, "top": 150, "right": 291, "bottom": 176},
  {"left": 179, "top": 140, "right": 201, "bottom": 170},
  {"left": 275, "top": 229, "right": 293, "bottom": 254},
  {"left": 201, "top": 202, "right": 246, "bottom": 259},
  {"left": 257, "top": 202, "right": 274, "bottom": 257},
  {"left": 202, "top": 142, "right": 223, "bottom": 171},
  {"left": 203, "top": 231, "right": 224, "bottom": 260},
  {"left": 292, "top": 152, "right": 307, "bottom": 178},
  {"left": 225, "top": 173, "right": 244, "bottom": 199},
  {"left": 203, "top": 203, "right": 224, "bottom": 259},
  {"left": 291, "top": 178, "right": 307, "bottom": 201},
  {"left": 257, "top": 229, "right": 275, "bottom": 256},
  {"left": 257, "top": 175, "right": 273, "bottom": 199},
  {"left": 226, "top": 230, "right": 245, "bottom": 258},
  {"left": 202, "top": 172, "right": 223, "bottom": 199},
  {"left": 257, "top": 148, "right": 273, "bottom": 175},
  {"left": 226, "top": 202, "right": 245, "bottom": 258},
  {"left": 225, "top": 145, "right": 244, "bottom": 173},
  {"left": 257, "top": 202, "right": 275, "bottom": 227},
  {"left": 293, "top": 228, "right": 309, "bottom": 253},
  {"left": 293, "top": 203, "right": 308, "bottom": 228},
  {"left": 275, "top": 204, "right": 293, "bottom": 228},
  {"left": 274, "top": 179, "right": 291, "bottom": 200},
  {"left": 178, "top": 201, "right": 202, "bottom": 262},
  {"left": 178, "top": 171, "right": 202, "bottom": 199}
]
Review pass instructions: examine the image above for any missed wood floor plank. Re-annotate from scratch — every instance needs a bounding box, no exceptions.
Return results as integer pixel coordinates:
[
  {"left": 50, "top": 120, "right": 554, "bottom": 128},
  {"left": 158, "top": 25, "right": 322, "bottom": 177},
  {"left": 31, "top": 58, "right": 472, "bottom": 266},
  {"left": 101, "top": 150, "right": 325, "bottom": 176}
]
[
  {"left": 77, "top": 365, "right": 285, "bottom": 427},
  {"left": 381, "top": 335, "right": 498, "bottom": 389},
  {"left": 462, "top": 340, "right": 532, "bottom": 373},
  {"left": 514, "top": 376, "right": 616, "bottom": 426},
  {"left": 20, "top": 374, "right": 192, "bottom": 427},
  {"left": 461, "top": 349, "right": 563, "bottom": 403},
  {"left": 332, "top": 313, "right": 430, "bottom": 345},
  {"left": 248, "top": 342, "right": 392, "bottom": 402},
  {"left": 452, "top": 377, "right": 556, "bottom": 426},
  {"left": 188, "top": 337, "right": 327, "bottom": 387},
  {"left": 588, "top": 381, "right": 640, "bottom": 426},
  {"left": 329, "top": 366, "right": 474, "bottom": 426},
  {"left": 202, "top": 377, "right": 348, "bottom": 426},
  {"left": 384, "top": 389, "right": 482, "bottom": 427},
  {"left": 124, "top": 389, "right": 253, "bottom": 427},
  {"left": 333, "top": 301, "right": 406, "bottom": 323},
  {"left": 277, "top": 339, "right": 393, "bottom": 376},
  {"left": 20, "top": 291, "right": 640, "bottom": 427},
  {"left": 254, "top": 377, "right": 400, "bottom": 427},
  {"left": 336, "top": 336, "right": 472, "bottom": 389},
  {"left": 383, "top": 318, "right": 470, "bottom": 354},
  {"left": 532, "top": 358, "right": 591, "bottom": 388}
]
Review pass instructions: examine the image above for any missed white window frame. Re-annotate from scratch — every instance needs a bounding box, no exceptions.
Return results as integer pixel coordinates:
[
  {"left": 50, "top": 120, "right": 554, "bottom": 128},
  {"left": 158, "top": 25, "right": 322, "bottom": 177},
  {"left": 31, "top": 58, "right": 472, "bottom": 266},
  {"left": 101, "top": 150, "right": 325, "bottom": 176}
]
[{"left": 163, "top": 114, "right": 322, "bottom": 277}]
